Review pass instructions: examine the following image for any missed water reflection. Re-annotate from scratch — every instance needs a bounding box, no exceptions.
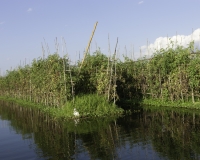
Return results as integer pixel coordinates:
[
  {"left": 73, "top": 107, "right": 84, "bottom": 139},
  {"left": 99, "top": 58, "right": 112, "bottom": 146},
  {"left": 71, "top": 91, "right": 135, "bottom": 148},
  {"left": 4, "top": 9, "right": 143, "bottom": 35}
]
[{"left": 1, "top": 101, "right": 200, "bottom": 160}]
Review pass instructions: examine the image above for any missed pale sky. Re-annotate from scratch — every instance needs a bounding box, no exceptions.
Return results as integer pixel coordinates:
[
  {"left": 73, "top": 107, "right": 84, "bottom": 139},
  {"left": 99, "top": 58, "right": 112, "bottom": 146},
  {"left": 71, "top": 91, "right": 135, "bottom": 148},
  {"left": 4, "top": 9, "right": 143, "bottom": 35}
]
[{"left": 1, "top": 0, "right": 200, "bottom": 74}]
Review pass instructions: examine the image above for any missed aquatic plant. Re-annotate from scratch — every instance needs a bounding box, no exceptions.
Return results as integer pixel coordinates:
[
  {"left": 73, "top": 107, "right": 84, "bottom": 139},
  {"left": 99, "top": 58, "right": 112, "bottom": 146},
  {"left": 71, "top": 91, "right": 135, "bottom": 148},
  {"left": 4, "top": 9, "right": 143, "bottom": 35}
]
[{"left": 1, "top": 40, "right": 200, "bottom": 112}]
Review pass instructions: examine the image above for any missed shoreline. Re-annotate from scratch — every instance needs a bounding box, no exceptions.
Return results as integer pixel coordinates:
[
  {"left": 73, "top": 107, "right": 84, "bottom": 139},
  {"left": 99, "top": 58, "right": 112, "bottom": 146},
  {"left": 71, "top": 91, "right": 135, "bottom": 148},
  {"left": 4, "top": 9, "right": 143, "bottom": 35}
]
[
  {"left": 142, "top": 98, "right": 200, "bottom": 110},
  {"left": 0, "top": 95, "right": 124, "bottom": 120},
  {"left": 2, "top": 95, "right": 200, "bottom": 121}
]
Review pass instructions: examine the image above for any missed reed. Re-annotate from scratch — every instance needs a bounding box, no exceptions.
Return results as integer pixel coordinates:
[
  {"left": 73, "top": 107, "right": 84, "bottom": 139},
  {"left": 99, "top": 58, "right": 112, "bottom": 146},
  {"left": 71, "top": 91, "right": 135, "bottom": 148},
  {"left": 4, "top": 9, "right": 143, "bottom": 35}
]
[{"left": 1, "top": 40, "right": 200, "bottom": 114}]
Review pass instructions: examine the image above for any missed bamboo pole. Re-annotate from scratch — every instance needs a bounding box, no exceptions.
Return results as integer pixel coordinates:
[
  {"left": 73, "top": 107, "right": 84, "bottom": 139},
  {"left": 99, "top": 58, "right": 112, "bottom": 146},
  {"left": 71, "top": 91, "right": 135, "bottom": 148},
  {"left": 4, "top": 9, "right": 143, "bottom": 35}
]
[
  {"left": 41, "top": 43, "right": 45, "bottom": 60},
  {"left": 107, "top": 34, "right": 111, "bottom": 100},
  {"left": 107, "top": 34, "right": 111, "bottom": 75},
  {"left": 159, "top": 69, "right": 163, "bottom": 101},
  {"left": 176, "top": 31, "right": 177, "bottom": 48},
  {"left": 192, "top": 87, "right": 195, "bottom": 103},
  {"left": 124, "top": 45, "right": 127, "bottom": 57},
  {"left": 179, "top": 66, "right": 184, "bottom": 102},
  {"left": 132, "top": 44, "right": 134, "bottom": 61},
  {"left": 113, "top": 38, "right": 118, "bottom": 104},
  {"left": 109, "top": 37, "right": 118, "bottom": 104},
  {"left": 66, "top": 61, "right": 75, "bottom": 104},
  {"left": 192, "top": 28, "right": 193, "bottom": 42},
  {"left": 63, "top": 57, "right": 67, "bottom": 104},
  {"left": 43, "top": 38, "right": 50, "bottom": 56},
  {"left": 79, "top": 21, "right": 98, "bottom": 71}
]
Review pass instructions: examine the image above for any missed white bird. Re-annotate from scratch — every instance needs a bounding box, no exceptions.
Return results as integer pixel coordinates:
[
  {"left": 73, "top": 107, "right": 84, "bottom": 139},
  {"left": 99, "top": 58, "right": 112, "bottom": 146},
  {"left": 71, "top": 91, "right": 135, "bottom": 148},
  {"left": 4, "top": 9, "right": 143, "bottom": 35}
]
[{"left": 73, "top": 108, "right": 79, "bottom": 117}]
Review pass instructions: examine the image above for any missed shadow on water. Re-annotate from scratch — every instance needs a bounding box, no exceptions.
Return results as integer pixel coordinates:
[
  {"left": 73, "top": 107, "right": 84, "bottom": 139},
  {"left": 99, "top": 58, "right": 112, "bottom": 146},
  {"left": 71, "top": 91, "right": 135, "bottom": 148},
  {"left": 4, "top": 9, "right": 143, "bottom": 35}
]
[{"left": 1, "top": 100, "right": 200, "bottom": 159}]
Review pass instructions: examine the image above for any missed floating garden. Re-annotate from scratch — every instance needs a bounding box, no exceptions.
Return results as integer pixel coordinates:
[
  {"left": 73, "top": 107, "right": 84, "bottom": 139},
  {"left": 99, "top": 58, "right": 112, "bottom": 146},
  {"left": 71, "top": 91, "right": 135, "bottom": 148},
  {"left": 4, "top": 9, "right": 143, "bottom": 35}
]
[{"left": 1, "top": 40, "right": 200, "bottom": 119}]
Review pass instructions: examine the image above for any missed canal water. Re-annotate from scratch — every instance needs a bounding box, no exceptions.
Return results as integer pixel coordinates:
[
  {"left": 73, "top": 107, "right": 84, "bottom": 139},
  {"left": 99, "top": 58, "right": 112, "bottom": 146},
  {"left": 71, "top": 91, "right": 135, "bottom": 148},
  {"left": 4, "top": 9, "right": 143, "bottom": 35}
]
[{"left": 1, "top": 101, "right": 200, "bottom": 160}]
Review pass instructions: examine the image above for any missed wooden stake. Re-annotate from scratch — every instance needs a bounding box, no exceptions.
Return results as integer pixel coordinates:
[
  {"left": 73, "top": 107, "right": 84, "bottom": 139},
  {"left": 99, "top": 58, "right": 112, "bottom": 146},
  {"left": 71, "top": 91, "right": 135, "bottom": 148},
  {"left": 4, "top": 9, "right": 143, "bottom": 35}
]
[
  {"left": 108, "top": 37, "right": 118, "bottom": 103},
  {"left": 176, "top": 31, "right": 177, "bottom": 47},
  {"left": 124, "top": 45, "right": 127, "bottom": 57},
  {"left": 132, "top": 44, "right": 134, "bottom": 61},
  {"left": 113, "top": 38, "right": 118, "bottom": 104},
  {"left": 147, "top": 39, "right": 149, "bottom": 58},
  {"left": 79, "top": 21, "right": 98, "bottom": 71}
]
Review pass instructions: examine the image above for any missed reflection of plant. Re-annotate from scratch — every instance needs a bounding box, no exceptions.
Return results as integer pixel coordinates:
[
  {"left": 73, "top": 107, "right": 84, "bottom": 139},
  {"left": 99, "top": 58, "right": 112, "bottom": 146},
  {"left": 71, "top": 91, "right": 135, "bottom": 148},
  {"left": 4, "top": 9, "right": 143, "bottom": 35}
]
[
  {"left": 118, "top": 106, "right": 200, "bottom": 160},
  {"left": 2, "top": 100, "right": 200, "bottom": 159},
  {"left": 0, "top": 101, "right": 120, "bottom": 160},
  {"left": 144, "top": 107, "right": 200, "bottom": 160}
]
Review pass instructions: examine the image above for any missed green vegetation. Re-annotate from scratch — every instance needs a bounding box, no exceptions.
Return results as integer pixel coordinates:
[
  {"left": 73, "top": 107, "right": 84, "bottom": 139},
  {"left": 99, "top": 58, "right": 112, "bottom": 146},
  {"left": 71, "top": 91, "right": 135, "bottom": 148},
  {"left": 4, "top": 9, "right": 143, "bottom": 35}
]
[
  {"left": 0, "top": 50, "right": 124, "bottom": 118},
  {"left": 0, "top": 94, "right": 122, "bottom": 119},
  {"left": 137, "top": 41, "right": 200, "bottom": 108},
  {"left": 1, "top": 40, "right": 200, "bottom": 115},
  {"left": 142, "top": 98, "right": 200, "bottom": 109},
  {"left": 117, "top": 41, "right": 200, "bottom": 109}
]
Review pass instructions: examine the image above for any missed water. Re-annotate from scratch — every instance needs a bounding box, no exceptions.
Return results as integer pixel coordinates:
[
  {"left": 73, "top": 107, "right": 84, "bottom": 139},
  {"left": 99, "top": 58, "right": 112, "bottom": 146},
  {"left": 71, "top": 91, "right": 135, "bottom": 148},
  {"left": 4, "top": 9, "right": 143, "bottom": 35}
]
[{"left": 1, "top": 101, "right": 200, "bottom": 160}]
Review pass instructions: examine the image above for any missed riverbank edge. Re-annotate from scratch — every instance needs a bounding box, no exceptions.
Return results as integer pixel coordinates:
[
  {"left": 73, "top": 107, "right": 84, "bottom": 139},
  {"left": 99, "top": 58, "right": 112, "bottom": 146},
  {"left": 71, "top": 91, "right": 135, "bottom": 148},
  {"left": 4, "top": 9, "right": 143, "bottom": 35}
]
[
  {"left": 118, "top": 98, "right": 200, "bottom": 111},
  {"left": 0, "top": 95, "right": 124, "bottom": 120},
  {"left": 141, "top": 98, "right": 200, "bottom": 110}
]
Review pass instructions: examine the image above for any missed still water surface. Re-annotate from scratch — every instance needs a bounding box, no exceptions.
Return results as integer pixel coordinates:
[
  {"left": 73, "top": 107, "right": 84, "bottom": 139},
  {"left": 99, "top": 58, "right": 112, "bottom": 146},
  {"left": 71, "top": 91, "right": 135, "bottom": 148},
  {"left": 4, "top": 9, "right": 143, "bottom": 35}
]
[{"left": 1, "top": 101, "right": 200, "bottom": 160}]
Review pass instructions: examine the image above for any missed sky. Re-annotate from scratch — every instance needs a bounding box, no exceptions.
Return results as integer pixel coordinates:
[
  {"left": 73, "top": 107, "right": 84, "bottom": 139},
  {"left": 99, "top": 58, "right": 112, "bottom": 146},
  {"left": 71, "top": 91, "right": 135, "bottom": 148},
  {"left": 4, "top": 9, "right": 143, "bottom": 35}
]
[{"left": 1, "top": 0, "right": 200, "bottom": 75}]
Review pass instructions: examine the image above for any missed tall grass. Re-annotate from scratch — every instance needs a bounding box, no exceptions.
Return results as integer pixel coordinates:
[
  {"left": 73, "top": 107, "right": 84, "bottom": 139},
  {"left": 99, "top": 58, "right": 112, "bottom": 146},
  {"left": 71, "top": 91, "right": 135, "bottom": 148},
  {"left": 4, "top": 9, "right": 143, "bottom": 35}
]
[
  {"left": 1, "top": 40, "right": 200, "bottom": 113},
  {"left": 63, "top": 94, "right": 123, "bottom": 117},
  {"left": 0, "top": 94, "right": 123, "bottom": 119}
]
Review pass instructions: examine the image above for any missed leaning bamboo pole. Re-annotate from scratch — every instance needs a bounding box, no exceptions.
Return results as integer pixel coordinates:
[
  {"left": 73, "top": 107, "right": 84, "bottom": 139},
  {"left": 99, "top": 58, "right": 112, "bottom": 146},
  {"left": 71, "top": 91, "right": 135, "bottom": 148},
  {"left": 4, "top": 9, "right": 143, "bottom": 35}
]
[{"left": 79, "top": 21, "right": 98, "bottom": 72}]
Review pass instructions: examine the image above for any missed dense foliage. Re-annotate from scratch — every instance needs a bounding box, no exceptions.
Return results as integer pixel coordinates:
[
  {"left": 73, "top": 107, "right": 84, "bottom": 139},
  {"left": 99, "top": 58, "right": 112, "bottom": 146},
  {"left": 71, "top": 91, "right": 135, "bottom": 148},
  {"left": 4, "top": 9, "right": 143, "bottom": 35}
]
[
  {"left": 133, "top": 41, "right": 200, "bottom": 104},
  {"left": 1, "top": 41, "right": 200, "bottom": 110}
]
